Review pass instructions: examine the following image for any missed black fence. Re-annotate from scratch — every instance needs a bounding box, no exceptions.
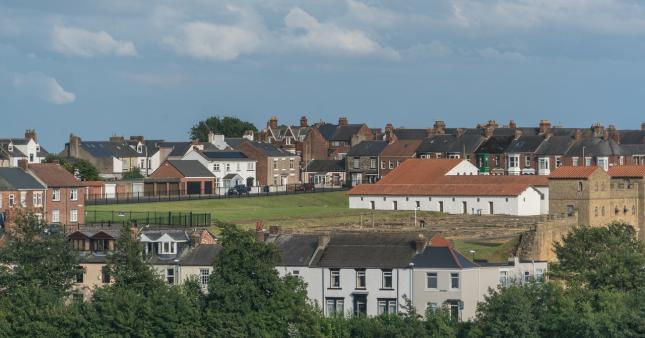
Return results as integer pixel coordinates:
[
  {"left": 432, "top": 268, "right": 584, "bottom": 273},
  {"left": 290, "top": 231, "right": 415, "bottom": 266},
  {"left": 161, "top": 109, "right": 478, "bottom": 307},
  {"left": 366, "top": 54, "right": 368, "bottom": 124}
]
[
  {"left": 85, "top": 184, "right": 347, "bottom": 205},
  {"left": 84, "top": 210, "right": 211, "bottom": 227}
]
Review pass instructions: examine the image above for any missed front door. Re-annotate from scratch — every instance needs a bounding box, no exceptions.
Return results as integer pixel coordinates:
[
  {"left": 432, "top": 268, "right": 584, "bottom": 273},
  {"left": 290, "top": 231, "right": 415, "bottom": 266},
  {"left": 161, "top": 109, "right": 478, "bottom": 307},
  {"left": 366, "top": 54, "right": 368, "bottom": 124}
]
[{"left": 353, "top": 294, "right": 367, "bottom": 315}]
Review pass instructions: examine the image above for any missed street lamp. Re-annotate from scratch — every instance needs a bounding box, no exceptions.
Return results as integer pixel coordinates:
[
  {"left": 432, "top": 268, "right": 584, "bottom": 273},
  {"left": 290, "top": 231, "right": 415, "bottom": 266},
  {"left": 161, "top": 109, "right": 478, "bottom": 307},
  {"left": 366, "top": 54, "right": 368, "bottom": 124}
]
[{"left": 469, "top": 250, "right": 476, "bottom": 261}]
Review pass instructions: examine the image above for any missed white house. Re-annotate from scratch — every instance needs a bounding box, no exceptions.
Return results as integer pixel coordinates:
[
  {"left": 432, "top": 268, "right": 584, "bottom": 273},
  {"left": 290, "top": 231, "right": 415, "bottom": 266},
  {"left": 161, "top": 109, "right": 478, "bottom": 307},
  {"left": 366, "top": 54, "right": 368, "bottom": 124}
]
[
  {"left": 349, "top": 159, "right": 549, "bottom": 216},
  {"left": 0, "top": 129, "right": 49, "bottom": 167},
  {"left": 182, "top": 149, "right": 256, "bottom": 189}
]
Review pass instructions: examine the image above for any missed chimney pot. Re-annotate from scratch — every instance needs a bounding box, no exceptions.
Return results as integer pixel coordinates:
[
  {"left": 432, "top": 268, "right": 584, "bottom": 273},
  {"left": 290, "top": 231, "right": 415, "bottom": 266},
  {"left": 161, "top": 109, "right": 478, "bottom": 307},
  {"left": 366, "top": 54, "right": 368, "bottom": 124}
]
[
  {"left": 508, "top": 120, "right": 516, "bottom": 129},
  {"left": 268, "top": 116, "right": 278, "bottom": 129},
  {"left": 539, "top": 120, "right": 552, "bottom": 134},
  {"left": 338, "top": 117, "right": 348, "bottom": 126},
  {"left": 641, "top": 122, "right": 645, "bottom": 131},
  {"left": 300, "top": 116, "right": 308, "bottom": 128},
  {"left": 433, "top": 120, "right": 446, "bottom": 134}
]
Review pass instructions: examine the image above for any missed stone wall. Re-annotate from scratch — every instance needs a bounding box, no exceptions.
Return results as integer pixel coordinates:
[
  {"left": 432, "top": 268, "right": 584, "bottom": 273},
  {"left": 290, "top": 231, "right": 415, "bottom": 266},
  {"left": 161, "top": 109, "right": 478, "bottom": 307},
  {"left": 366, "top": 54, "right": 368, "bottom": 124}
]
[{"left": 516, "top": 213, "right": 579, "bottom": 262}]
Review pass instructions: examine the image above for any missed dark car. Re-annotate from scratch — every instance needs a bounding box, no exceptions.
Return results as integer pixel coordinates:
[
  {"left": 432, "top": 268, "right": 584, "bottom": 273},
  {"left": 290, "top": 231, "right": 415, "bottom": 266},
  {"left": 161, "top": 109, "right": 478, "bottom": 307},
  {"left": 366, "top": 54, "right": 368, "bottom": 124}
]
[
  {"left": 228, "top": 185, "right": 250, "bottom": 196},
  {"left": 295, "top": 183, "right": 315, "bottom": 192}
]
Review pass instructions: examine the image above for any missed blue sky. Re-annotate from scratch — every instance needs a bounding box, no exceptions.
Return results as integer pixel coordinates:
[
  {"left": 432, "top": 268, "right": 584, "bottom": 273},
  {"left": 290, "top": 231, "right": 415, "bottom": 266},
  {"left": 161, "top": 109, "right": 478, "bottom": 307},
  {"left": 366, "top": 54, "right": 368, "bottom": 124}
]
[{"left": 3, "top": 0, "right": 645, "bottom": 150}]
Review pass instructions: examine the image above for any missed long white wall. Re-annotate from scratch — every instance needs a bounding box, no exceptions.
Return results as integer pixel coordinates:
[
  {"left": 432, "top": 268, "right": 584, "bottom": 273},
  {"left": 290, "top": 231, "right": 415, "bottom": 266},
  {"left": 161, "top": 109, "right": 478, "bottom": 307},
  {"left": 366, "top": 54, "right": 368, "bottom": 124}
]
[{"left": 349, "top": 188, "right": 546, "bottom": 216}]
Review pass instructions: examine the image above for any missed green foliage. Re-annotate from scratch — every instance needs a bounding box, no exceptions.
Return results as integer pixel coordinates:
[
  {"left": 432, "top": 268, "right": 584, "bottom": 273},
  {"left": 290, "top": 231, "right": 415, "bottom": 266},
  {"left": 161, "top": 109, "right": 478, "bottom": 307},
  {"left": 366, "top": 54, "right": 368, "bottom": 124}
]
[
  {"left": 204, "top": 224, "right": 319, "bottom": 337},
  {"left": 190, "top": 115, "right": 257, "bottom": 141},
  {"left": 0, "top": 212, "right": 82, "bottom": 298},
  {"left": 550, "top": 222, "right": 645, "bottom": 291},
  {"left": 45, "top": 154, "right": 101, "bottom": 181},
  {"left": 122, "top": 167, "right": 144, "bottom": 180}
]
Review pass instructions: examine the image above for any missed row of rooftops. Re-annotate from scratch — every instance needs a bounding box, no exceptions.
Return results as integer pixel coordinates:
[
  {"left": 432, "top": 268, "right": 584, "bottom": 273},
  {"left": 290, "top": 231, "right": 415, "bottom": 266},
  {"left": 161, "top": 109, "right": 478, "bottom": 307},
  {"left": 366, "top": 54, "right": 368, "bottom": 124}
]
[{"left": 0, "top": 162, "right": 83, "bottom": 191}]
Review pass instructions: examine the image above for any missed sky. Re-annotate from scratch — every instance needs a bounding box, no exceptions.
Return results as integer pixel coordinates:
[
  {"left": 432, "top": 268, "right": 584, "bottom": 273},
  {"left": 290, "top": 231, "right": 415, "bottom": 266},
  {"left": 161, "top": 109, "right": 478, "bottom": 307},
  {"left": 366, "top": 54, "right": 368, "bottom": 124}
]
[{"left": 3, "top": 0, "right": 645, "bottom": 150}]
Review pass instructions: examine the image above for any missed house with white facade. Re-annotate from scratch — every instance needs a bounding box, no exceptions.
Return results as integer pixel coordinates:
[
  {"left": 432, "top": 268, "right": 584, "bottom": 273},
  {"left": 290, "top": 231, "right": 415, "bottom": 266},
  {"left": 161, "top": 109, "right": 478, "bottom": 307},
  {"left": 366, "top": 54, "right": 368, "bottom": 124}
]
[
  {"left": 0, "top": 129, "right": 49, "bottom": 167},
  {"left": 348, "top": 159, "right": 549, "bottom": 216},
  {"left": 182, "top": 149, "right": 256, "bottom": 189}
]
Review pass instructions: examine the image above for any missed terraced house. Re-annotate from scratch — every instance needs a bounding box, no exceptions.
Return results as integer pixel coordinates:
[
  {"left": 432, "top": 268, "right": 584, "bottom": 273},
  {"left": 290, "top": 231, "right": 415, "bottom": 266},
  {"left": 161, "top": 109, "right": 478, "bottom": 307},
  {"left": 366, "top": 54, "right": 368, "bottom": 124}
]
[
  {"left": 0, "top": 166, "right": 46, "bottom": 231},
  {"left": 0, "top": 129, "right": 49, "bottom": 167}
]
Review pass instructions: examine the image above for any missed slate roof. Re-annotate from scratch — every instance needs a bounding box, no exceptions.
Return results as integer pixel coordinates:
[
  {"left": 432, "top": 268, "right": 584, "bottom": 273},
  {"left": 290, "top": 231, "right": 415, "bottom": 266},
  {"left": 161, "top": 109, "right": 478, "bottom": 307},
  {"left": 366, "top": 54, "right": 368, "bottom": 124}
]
[
  {"left": 80, "top": 141, "right": 140, "bottom": 158},
  {"left": 417, "top": 135, "right": 457, "bottom": 153},
  {"left": 179, "top": 244, "right": 223, "bottom": 266},
  {"left": 266, "top": 234, "right": 321, "bottom": 267},
  {"left": 166, "top": 160, "right": 215, "bottom": 178},
  {"left": 243, "top": 141, "right": 296, "bottom": 157},
  {"left": 393, "top": 128, "right": 429, "bottom": 140},
  {"left": 618, "top": 130, "right": 645, "bottom": 144},
  {"left": 223, "top": 173, "right": 241, "bottom": 180},
  {"left": 0, "top": 168, "right": 45, "bottom": 190},
  {"left": 412, "top": 237, "right": 477, "bottom": 269},
  {"left": 620, "top": 144, "right": 645, "bottom": 155},
  {"left": 141, "top": 229, "right": 190, "bottom": 242},
  {"left": 28, "top": 163, "right": 82, "bottom": 187},
  {"left": 200, "top": 150, "right": 251, "bottom": 161},
  {"left": 0, "top": 143, "right": 26, "bottom": 157},
  {"left": 304, "top": 160, "right": 345, "bottom": 172},
  {"left": 317, "top": 124, "right": 366, "bottom": 142},
  {"left": 313, "top": 233, "right": 418, "bottom": 268},
  {"left": 380, "top": 140, "right": 423, "bottom": 157},
  {"left": 505, "top": 135, "right": 545, "bottom": 153},
  {"left": 475, "top": 136, "right": 515, "bottom": 154},
  {"left": 492, "top": 127, "right": 538, "bottom": 137},
  {"left": 449, "top": 134, "right": 486, "bottom": 154},
  {"left": 534, "top": 136, "right": 575, "bottom": 155},
  {"left": 565, "top": 138, "right": 623, "bottom": 157},
  {"left": 346, "top": 140, "right": 388, "bottom": 157}
]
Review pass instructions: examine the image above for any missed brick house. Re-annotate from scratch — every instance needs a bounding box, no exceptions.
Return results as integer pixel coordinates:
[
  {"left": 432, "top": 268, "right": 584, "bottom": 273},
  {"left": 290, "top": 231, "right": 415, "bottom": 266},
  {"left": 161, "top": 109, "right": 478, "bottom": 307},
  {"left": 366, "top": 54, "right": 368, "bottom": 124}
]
[
  {"left": 146, "top": 160, "right": 215, "bottom": 195},
  {"left": 379, "top": 139, "right": 423, "bottom": 177},
  {"left": 62, "top": 134, "right": 143, "bottom": 179},
  {"left": 259, "top": 116, "right": 311, "bottom": 155},
  {"left": 27, "top": 163, "right": 85, "bottom": 229},
  {"left": 301, "top": 117, "right": 374, "bottom": 164},
  {"left": 233, "top": 141, "right": 300, "bottom": 186},
  {"left": 0, "top": 167, "right": 47, "bottom": 231},
  {"left": 346, "top": 140, "right": 388, "bottom": 185}
]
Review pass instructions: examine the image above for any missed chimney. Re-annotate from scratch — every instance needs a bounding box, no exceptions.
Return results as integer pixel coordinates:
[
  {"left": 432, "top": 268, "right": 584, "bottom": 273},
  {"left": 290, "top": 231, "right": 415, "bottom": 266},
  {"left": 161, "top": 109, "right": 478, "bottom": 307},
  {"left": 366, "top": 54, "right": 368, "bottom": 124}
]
[
  {"left": 574, "top": 129, "right": 583, "bottom": 141},
  {"left": 129, "top": 135, "right": 144, "bottom": 142},
  {"left": 641, "top": 122, "right": 645, "bottom": 131},
  {"left": 243, "top": 130, "right": 254, "bottom": 141},
  {"left": 484, "top": 126, "right": 494, "bottom": 138},
  {"left": 456, "top": 128, "right": 465, "bottom": 137},
  {"left": 17, "top": 159, "right": 28, "bottom": 170},
  {"left": 300, "top": 116, "right": 308, "bottom": 128},
  {"left": 208, "top": 133, "right": 225, "bottom": 146},
  {"left": 317, "top": 234, "right": 330, "bottom": 249},
  {"left": 255, "top": 221, "right": 265, "bottom": 242},
  {"left": 269, "top": 225, "right": 281, "bottom": 235},
  {"left": 433, "top": 120, "right": 446, "bottom": 134},
  {"left": 414, "top": 234, "right": 428, "bottom": 254},
  {"left": 338, "top": 117, "right": 348, "bottom": 126},
  {"left": 591, "top": 123, "right": 604, "bottom": 137},
  {"left": 109, "top": 135, "right": 125, "bottom": 143},
  {"left": 191, "top": 139, "right": 199, "bottom": 145},
  {"left": 508, "top": 120, "right": 517, "bottom": 129},
  {"left": 602, "top": 130, "right": 609, "bottom": 141},
  {"left": 607, "top": 125, "right": 620, "bottom": 143},
  {"left": 538, "top": 120, "right": 551, "bottom": 134},
  {"left": 514, "top": 128, "right": 523, "bottom": 139},
  {"left": 384, "top": 123, "right": 395, "bottom": 143},
  {"left": 24, "top": 129, "right": 37, "bottom": 142},
  {"left": 190, "top": 231, "right": 201, "bottom": 247},
  {"left": 69, "top": 134, "right": 81, "bottom": 158},
  {"left": 268, "top": 116, "right": 278, "bottom": 129},
  {"left": 486, "top": 120, "right": 498, "bottom": 128}
]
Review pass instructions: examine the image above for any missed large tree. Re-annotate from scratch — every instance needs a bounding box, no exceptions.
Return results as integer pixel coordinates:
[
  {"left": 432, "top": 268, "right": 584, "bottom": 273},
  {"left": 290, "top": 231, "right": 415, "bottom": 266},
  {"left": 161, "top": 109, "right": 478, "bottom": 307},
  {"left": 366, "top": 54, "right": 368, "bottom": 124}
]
[
  {"left": 44, "top": 155, "right": 101, "bottom": 181},
  {"left": 190, "top": 115, "right": 258, "bottom": 141}
]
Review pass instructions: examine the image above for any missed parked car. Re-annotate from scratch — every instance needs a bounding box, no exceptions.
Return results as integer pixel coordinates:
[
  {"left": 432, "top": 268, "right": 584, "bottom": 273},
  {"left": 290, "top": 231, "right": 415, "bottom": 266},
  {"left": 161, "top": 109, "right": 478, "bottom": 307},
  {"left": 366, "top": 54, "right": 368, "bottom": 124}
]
[
  {"left": 228, "top": 185, "right": 250, "bottom": 196},
  {"left": 295, "top": 183, "right": 315, "bottom": 192}
]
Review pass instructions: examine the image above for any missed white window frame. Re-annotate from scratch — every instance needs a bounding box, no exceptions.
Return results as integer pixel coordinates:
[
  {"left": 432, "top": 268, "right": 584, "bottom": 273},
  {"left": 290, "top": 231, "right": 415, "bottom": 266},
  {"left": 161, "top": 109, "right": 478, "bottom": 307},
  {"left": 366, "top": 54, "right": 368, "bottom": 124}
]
[
  {"left": 330, "top": 269, "right": 341, "bottom": 288},
  {"left": 538, "top": 157, "right": 549, "bottom": 170},
  {"left": 572, "top": 157, "right": 579, "bottom": 166},
  {"left": 52, "top": 188, "right": 61, "bottom": 202},
  {"left": 426, "top": 272, "right": 438, "bottom": 289},
  {"left": 382, "top": 270, "right": 393, "bottom": 289},
  {"left": 226, "top": 163, "right": 231, "bottom": 172},
  {"left": 555, "top": 156, "right": 562, "bottom": 167},
  {"left": 377, "top": 299, "right": 397, "bottom": 315},
  {"left": 70, "top": 188, "right": 78, "bottom": 201},
  {"left": 355, "top": 269, "right": 366, "bottom": 289},
  {"left": 450, "top": 272, "right": 460, "bottom": 289},
  {"left": 199, "top": 268, "right": 210, "bottom": 286},
  {"left": 8, "top": 194, "right": 14, "bottom": 208},
  {"left": 352, "top": 158, "right": 360, "bottom": 169},
  {"left": 584, "top": 157, "right": 592, "bottom": 167},
  {"left": 508, "top": 155, "right": 519, "bottom": 168},
  {"left": 525, "top": 155, "right": 531, "bottom": 167},
  {"left": 369, "top": 158, "right": 377, "bottom": 169},
  {"left": 20, "top": 192, "right": 26, "bottom": 207},
  {"left": 213, "top": 163, "right": 220, "bottom": 171},
  {"left": 70, "top": 209, "right": 78, "bottom": 222},
  {"left": 166, "top": 268, "right": 175, "bottom": 284},
  {"left": 326, "top": 298, "right": 344, "bottom": 315},
  {"left": 52, "top": 209, "right": 60, "bottom": 223}
]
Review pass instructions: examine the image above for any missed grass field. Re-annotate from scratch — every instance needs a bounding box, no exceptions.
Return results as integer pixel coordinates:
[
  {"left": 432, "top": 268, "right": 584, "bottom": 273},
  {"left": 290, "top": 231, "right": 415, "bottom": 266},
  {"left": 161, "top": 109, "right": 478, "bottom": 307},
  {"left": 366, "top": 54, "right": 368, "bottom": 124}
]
[{"left": 86, "top": 191, "right": 520, "bottom": 263}]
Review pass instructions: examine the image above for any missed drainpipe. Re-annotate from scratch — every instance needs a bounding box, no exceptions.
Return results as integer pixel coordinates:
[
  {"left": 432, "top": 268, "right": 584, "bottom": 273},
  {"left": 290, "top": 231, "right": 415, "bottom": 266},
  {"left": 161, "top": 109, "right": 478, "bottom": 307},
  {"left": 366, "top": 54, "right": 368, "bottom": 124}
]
[
  {"left": 321, "top": 268, "right": 325, "bottom": 316},
  {"left": 409, "top": 262, "right": 414, "bottom": 310}
]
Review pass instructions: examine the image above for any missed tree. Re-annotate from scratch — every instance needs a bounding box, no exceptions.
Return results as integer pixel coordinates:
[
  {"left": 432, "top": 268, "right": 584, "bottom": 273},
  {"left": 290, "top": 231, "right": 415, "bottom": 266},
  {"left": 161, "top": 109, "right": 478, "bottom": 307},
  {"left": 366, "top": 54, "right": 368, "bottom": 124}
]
[
  {"left": 190, "top": 115, "right": 257, "bottom": 141},
  {"left": 0, "top": 211, "right": 82, "bottom": 298},
  {"left": 203, "top": 224, "right": 318, "bottom": 337},
  {"left": 44, "top": 155, "right": 101, "bottom": 181},
  {"left": 122, "top": 168, "right": 144, "bottom": 180},
  {"left": 550, "top": 222, "right": 645, "bottom": 291}
]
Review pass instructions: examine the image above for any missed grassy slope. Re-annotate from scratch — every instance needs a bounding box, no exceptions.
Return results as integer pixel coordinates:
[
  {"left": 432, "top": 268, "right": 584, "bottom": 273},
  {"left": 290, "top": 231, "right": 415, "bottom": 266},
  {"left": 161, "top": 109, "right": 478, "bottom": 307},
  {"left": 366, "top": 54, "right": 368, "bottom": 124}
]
[{"left": 453, "top": 237, "right": 519, "bottom": 263}]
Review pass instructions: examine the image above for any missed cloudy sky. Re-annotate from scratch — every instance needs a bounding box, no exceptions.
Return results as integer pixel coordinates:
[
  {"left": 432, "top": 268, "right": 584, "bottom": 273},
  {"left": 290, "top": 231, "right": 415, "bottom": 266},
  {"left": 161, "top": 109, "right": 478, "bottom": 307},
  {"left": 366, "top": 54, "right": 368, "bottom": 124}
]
[{"left": 3, "top": 0, "right": 645, "bottom": 149}]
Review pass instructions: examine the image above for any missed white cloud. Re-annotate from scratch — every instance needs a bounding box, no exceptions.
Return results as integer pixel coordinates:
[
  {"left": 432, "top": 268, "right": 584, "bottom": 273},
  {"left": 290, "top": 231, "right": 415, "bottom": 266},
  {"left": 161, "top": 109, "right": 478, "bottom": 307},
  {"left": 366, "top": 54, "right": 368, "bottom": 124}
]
[
  {"left": 345, "top": 0, "right": 400, "bottom": 27},
  {"left": 477, "top": 47, "right": 527, "bottom": 61},
  {"left": 163, "top": 21, "right": 261, "bottom": 61},
  {"left": 52, "top": 25, "right": 138, "bottom": 57},
  {"left": 12, "top": 72, "right": 76, "bottom": 104},
  {"left": 283, "top": 7, "right": 400, "bottom": 60}
]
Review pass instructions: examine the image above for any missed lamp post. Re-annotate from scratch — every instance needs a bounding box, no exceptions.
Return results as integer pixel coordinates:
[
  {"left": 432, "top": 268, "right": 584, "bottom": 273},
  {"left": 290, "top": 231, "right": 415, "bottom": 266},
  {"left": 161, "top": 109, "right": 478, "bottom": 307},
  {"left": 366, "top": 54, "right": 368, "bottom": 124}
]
[{"left": 469, "top": 250, "right": 476, "bottom": 261}]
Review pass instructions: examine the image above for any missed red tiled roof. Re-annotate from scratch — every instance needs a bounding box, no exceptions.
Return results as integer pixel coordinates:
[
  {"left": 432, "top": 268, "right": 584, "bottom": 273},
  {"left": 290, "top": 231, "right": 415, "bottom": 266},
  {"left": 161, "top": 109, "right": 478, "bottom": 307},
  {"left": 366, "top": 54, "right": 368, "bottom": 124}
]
[
  {"left": 377, "top": 159, "right": 463, "bottom": 185},
  {"left": 436, "top": 175, "right": 548, "bottom": 186},
  {"left": 380, "top": 140, "right": 423, "bottom": 157},
  {"left": 430, "top": 235, "right": 452, "bottom": 247},
  {"left": 607, "top": 166, "right": 645, "bottom": 177},
  {"left": 28, "top": 163, "right": 82, "bottom": 187},
  {"left": 349, "top": 183, "right": 533, "bottom": 197},
  {"left": 549, "top": 166, "right": 600, "bottom": 179}
]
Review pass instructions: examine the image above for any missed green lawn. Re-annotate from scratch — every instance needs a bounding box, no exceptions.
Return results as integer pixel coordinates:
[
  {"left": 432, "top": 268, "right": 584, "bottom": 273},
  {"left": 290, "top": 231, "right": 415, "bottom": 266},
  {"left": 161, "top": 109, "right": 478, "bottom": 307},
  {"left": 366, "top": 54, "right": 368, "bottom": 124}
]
[{"left": 453, "top": 238, "right": 518, "bottom": 263}]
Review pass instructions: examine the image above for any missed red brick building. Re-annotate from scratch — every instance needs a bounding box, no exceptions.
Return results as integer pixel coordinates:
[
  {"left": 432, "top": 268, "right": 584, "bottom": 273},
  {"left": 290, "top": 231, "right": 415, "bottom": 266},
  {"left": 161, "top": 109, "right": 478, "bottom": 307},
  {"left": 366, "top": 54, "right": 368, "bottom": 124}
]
[
  {"left": 28, "top": 163, "right": 85, "bottom": 229},
  {"left": 146, "top": 160, "right": 215, "bottom": 195},
  {"left": 0, "top": 167, "right": 46, "bottom": 231}
]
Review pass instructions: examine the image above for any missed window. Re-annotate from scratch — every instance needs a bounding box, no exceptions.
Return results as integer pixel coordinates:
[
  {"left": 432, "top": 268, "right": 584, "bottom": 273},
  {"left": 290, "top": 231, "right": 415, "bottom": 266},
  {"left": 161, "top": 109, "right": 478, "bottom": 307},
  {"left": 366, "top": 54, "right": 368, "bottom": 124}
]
[
  {"left": 213, "top": 163, "right": 220, "bottom": 171},
  {"left": 326, "top": 298, "right": 344, "bottom": 315},
  {"left": 620, "top": 156, "right": 625, "bottom": 165},
  {"left": 70, "top": 209, "right": 78, "bottom": 222},
  {"left": 161, "top": 241, "right": 176, "bottom": 254},
  {"left": 426, "top": 272, "right": 438, "bottom": 289},
  {"left": 72, "top": 239, "right": 84, "bottom": 250},
  {"left": 536, "top": 269, "right": 544, "bottom": 281},
  {"left": 370, "top": 201, "right": 375, "bottom": 210},
  {"left": 377, "top": 299, "right": 397, "bottom": 315},
  {"left": 577, "top": 182, "right": 583, "bottom": 192},
  {"left": 273, "top": 160, "right": 278, "bottom": 169},
  {"left": 52, "top": 209, "right": 60, "bottom": 223},
  {"left": 416, "top": 201, "right": 421, "bottom": 209},
  {"left": 76, "top": 269, "right": 84, "bottom": 283},
  {"left": 101, "top": 267, "right": 110, "bottom": 284},
  {"left": 572, "top": 157, "right": 579, "bottom": 166},
  {"left": 427, "top": 303, "right": 438, "bottom": 312},
  {"left": 140, "top": 159, "right": 145, "bottom": 168},
  {"left": 538, "top": 157, "right": 549, "bottom": 170},
  {"left": 499, "top": 271, "right": 510, "bottom": 287},
  {"left": 147, "top": 159, "right": 151, "bottom": 169},
  {"left": 354, "top": 295, "right": 367, "bottom": 315},
  {"left": 137, "top": 144, "right": 143, "bottom": 153},
  {"left": 52, "top": 188, "right": 61, "bottom": 201},
  {"left": 236, "top": 163, "right": 241, "bottom": 171},
  {"left": 393, "top": 201, "right": 397, "bottom": 210},
  {"left": 166, "top": 268, "right": 175, "bottom": 284},
  {"left": 70, "top": 189, "right": 78, "bottom": 201},
  {"left": 290, "top": 159, "right": 294, "bottom": 169},
  {"left": 389, "top": 161, "right": 394, "bottom": 169},
  {"left": 330, "top": 269, "right": 340, "bottom": 288},
  {"left": 525, "top": 155, "right": 531, "bottom": 167},
  {"left": 450, "top": 272, "right": 460, "bottom": 289},
  {"left": 447, "top": 300, "right": 460, "bottom": 320},
  {"left": 200, "top": 268, "right": 210, "bottom": 286},
  {"left": 380, "top": 161, "right": 385, "bottom": 169},
  {"left": 555, "top": 156, "right": 562, "bottom": 167},
  {"left": 32, "top": 192, "right": 43, "bottom": 207},
  {"left": 353, "top": 158, "right": 360, "bottom": 169},
  {"left": 93, "top": 239, "right": 109, "bottom": 252},
  {"left": 355, "top": 269, "right": 366, "bottom": 289},
  {"left": 585, "top": 157, "right": 592, "bottom": 167},
  {"left": 20, "top": 192, "right": 26, "bottom": 207},
  {"left": 370, "top": 158, "right": 377, "bottom": 169},
  {"left": 29, "top": 154, "right": 34, "bottom": 162},
  {"left": 382, "top": 270, "right": 393, "bottom": 289},
  {"left": 247, "top": 162, "right": 254, "bottom": 170},
  {"left": 508, "top": 155, "right": 519, "bottom": 168},
  {"left": 226, "top": 163, "right": 231, "bottom": 172},
  {"left": 438, "top": 201, "right": 443, "bottom": 213}
]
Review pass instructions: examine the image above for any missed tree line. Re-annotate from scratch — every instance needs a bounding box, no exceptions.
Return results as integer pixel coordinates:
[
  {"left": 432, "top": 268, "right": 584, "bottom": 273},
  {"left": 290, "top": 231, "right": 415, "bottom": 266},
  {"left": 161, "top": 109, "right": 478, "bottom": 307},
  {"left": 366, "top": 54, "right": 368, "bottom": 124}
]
[{"left": 0, "top": 212, "right": 643, "bottom": 337}]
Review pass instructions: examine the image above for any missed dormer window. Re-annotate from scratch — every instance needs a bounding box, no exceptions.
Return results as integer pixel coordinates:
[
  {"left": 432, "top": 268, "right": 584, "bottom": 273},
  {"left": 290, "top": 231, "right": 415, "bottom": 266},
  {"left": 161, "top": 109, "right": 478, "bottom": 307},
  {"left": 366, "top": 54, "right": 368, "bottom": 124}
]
[
  {"left": 35, "top": 145, "right": 40, "bottom": 152},
  {"left": 161, "top": 241, "right": 176, "bottom": 254},
  {"left": 137, "top": 144, "right": 143, "bottom": 153}
]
